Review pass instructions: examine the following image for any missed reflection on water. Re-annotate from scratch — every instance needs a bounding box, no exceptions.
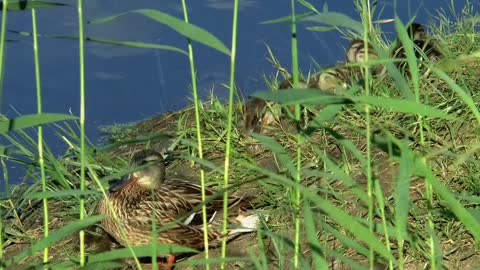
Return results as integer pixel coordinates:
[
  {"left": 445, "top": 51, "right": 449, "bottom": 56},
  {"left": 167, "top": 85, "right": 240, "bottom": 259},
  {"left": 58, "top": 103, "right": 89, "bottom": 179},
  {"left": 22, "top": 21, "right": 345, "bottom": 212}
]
[
  {"left": 0, "top": 0, "right": 476, "bottom": 188},
  {"left": 93, "top": 71, "right": 125, "bottom": 80},
  {"left": 205, "top": 0, "right": 258, "bottom": 11}
]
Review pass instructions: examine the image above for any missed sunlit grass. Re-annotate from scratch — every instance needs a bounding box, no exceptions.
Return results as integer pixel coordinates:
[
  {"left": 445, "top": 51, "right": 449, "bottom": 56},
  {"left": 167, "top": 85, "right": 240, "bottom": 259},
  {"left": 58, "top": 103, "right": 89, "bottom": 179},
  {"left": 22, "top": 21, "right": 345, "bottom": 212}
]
[{"left": 1, "top": 1, "right": 480, "bottom": 270}]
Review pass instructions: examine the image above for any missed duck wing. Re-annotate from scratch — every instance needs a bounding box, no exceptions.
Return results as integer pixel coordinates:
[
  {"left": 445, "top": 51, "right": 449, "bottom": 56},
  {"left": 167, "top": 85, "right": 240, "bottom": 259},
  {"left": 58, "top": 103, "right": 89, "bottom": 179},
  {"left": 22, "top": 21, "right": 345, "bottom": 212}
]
[{"left": 160, "top": 180, "right": 253, "bottom": 225}]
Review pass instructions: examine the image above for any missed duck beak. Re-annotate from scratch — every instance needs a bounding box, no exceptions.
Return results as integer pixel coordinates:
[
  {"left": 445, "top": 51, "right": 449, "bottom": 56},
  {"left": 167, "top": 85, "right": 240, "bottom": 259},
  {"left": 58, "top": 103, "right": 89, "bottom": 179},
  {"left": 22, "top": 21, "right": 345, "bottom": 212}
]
[{"left": 108, "top": 174, "right": 136, "bottom": 193}]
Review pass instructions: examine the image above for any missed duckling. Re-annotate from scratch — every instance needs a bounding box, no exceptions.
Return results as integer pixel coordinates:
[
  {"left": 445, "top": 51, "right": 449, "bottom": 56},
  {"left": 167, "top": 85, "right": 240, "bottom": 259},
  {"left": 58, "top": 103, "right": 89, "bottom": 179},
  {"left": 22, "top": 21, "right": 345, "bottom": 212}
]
[
  {"left": 309, "top": 39, "right": 382, "bottom": 93},
  {"left": 241, "top": 97, "right": 272, "bottom": 135},
  {"left": 240, "top": 77, "right": 308, "bottom": 135},
  {"left": 308, "top": 66, "right": 353, "bottom": 93},
  {"left": 346, "top": 39, "right": 386, "bottom": 77},
  {"left": 98, "top": 149, "right": 260, "bottom": 270},
  {"left": 392, "top": 22, "right": 442, "bottom": 73},
  {"left": 346, "top": 39, "right": 376, "bottom": 63}
]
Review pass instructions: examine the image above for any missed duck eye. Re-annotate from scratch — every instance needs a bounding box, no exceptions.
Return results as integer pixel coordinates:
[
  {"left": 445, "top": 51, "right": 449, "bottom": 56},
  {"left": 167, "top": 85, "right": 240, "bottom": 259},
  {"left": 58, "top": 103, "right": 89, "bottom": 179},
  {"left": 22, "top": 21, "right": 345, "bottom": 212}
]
[{"left": 140, "top": 160, "right": 148, "bottom": 166}]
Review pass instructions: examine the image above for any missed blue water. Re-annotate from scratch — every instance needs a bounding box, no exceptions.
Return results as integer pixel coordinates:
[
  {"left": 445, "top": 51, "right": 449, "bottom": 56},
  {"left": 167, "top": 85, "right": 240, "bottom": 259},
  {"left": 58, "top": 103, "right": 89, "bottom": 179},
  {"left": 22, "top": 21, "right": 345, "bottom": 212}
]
[{"left": 0, "top": 0, "right": 478, "bottom": 189}]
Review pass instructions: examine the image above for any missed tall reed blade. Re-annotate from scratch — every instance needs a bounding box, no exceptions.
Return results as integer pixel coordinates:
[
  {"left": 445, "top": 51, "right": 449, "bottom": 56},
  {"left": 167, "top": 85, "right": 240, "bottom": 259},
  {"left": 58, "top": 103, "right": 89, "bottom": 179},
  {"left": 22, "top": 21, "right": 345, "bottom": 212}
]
[
  {"left": 30, "top": 2, "right": 49, "bottom": 263},
  {"left": 356, "top": 0, "right": 376, "bottom": 268},
  {"left": 289, "top": 0, "right": 302, "bottom": 269},
  {"left": 180, "top": 1, "right": 210, "bottom": 269},
  {"left": 0, "top": 0, "right": 7, "bottom": 113},
  {"left": 0, "top": 4, "right": 8, "bottom": 234},
  {"left": 76, "top": 0, "right": 87, "bottom": 266},
  {"left": 220, "top": 0, "right": 239, "bottom": 268}
]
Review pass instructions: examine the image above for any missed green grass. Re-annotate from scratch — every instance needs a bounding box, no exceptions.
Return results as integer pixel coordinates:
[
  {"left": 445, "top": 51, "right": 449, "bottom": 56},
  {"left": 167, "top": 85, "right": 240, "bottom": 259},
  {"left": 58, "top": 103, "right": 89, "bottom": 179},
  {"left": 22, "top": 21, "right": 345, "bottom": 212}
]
[{"left": 1, "top": 1, "right": 480, "bottom": 270}]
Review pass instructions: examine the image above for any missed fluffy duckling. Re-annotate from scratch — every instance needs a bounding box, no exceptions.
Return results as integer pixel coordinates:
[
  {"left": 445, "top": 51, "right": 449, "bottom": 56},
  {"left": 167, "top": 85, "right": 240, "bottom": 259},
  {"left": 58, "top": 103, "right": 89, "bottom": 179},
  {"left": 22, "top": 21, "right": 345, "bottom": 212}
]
[
  {"left": 240, "top": 77, "right": 308, "bottom": 135},
  {"left": 309, "top": 39, "right": 383, "bottom": 93},
  {"left": 346, "top": 39, "right": 386, "bottom": 76},
  {"left": 98, "top": 149, "right": 260, "bottom": 270},
  {"left": 308, "top": 66, "right": 354, "bottom": 93},
  {"left": 392, "top": 22, "right": 442, "bottom": 72}
]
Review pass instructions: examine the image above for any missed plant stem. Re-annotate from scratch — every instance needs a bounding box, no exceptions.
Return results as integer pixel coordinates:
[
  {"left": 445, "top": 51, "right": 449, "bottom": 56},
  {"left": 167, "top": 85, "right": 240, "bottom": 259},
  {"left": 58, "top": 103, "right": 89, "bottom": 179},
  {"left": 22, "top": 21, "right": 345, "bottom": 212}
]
[
  {"left": 77, "top": 0, "right": 86, "bottom": 266},
  {"left": 180, "top": 1, "right": 210, "bottom": 270},
  {"left": 0, "top": 158, "right": 6, "bottom": 270},
  {"left": 220, "top": 0, "right": 239, "bottom": 268},
  {"left": 289, "top": 0, "right": 302, "bottom": 269},
  {"left": 0, "top": 0, "right": 7, "bottom": 114},
  {"left": 31, "top": 3, "right": 49, "bottom": 264},
  {"left": 358, "top": 0, "right": 375, "bottom": 268}
]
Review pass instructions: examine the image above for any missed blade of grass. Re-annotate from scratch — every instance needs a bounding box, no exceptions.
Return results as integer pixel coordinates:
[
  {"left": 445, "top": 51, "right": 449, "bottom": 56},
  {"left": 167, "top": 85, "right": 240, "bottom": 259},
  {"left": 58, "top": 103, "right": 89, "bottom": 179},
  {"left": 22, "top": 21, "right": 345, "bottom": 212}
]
[
  {"left": 89, "top": 9, "right": 230, "bottom": 56},
  {"left": 0, "top": 0, "right": 6, "bottom": 114},
  {"left": 240, "top": 161, "right": 394, "bottom": 261},
  {"left": 9, "top": 30, "right": 189, "bottom": 56},
  {"left": 179, "top": 1, "right": 210, "bottom": 269},
  {"left": 23, "top": 190, "right": 98, "bottom": 199},
  {"left": 76, "top": 0, "right": 87, "bottom": 266},
  {"left": 355, "top": 0, "right": 376, "bottom": 267},
  {"left": 0, "top": 1, "right": 66, "bottom": 11},
  {"left": 431, "top": 67, "right": 480, "bottom": 125},
  {"left": 5, "top": 215, "right": 105, "bottom": 267},
  {"left": 0, "top": 113, "right": 78, "bottom": 134},
  {"left": 289, "top": 1, "right": 303, "bottom": 269},
  {"left": 304, "top": 199, "right": 328, "bottom": 269},
  {"left": 301, "top": 11, "right": 364, "bottom": 35},
  {"left": 394, "top": 141, "right": 413, "bottom": 270},
  {"left": 86, "top": 244, "right": 197, "bottom": 263},
  {"left": 252, "top": 90, "right": 454, "bottom": 120},
  {"left": 0, "top": 21, "right": 7, "bottom": 270},
  {"left": 30, "top": 2, "right": 49, "bottom": 263},
  {"left": 220, "top": 0, "right": 240, "bottom": 268},
  {"left": 251, "top": 133, "right": 296, "bottom": 177},
  {"left": 259, "top": 11, "right": 315, "bottom": 25}
]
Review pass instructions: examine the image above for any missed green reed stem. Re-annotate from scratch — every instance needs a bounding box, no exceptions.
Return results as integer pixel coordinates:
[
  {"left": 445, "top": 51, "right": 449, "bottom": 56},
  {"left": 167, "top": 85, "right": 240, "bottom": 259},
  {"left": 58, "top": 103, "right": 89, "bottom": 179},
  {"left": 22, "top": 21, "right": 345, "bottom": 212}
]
[
  {"left": 31, "top": 4, "right": 49, "bottom": 264},
  {"left": 357, "top": 0, "right": 375, "bottom": 268},
  {"left": 1, "top": 156, "right": 8, "bottom": 196},
  {"left": 0, "top": 0, "right": 7, "bottom": 114},
  {"left": 77, "top": 0, "right": 86, "bottom": 266},
  {"left": 426, "top": 176, "right": 437, "bottom": 270},
  {"left": 220, "top": 0, "right": 239, "bottom": 268},
  {"left": 363, "top": 3, "right": 393, "bottom": 269},
  {"left": 0, "top": 158, "right": 5, "bottom": 270},
  {"left": 180, "top": 1, "right": 210, "bottom": 269},
  {"left": 289, "top": 0, "right": 302, "bottom": 269}
]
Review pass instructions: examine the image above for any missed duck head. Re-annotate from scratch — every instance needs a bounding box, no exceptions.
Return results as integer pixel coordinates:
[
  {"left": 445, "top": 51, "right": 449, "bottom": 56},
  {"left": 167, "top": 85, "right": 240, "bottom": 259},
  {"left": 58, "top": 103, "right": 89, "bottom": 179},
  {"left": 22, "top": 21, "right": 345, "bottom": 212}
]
[
  {"left": 241, "top": 97, "right": 277, "bottom": 135},
  {"left": 407, "top": 22, "right": 426, "bottom": 40},
  {"left": 313, "top": 69, "right": 346, "bottom": 92},
  {"left": 346, "top": 39, "right": 378, "bottom": 63},
  {"left": 109, "top": 149, "right": 166, "bottom": 192}
]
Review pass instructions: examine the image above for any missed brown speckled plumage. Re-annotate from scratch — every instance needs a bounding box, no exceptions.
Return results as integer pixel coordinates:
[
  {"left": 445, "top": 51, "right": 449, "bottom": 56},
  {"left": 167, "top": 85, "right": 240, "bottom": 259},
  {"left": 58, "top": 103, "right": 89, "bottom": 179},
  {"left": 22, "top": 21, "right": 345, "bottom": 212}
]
[{"left": 98, "top": 150, "right": 259, "bottom": 250}]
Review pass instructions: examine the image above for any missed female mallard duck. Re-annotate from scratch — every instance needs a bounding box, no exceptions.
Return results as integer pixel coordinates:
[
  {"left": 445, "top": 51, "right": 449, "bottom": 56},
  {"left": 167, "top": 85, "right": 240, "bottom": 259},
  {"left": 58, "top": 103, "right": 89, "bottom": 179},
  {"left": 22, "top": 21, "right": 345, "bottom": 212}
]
[
  {"left": 392, "top": 22, "right": 442, "bottom": 73},
  {"left": 98, "top": 149, "right": 260, "bottom": 269}
]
